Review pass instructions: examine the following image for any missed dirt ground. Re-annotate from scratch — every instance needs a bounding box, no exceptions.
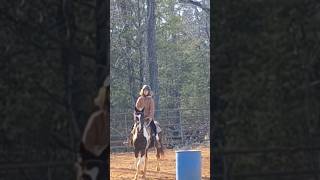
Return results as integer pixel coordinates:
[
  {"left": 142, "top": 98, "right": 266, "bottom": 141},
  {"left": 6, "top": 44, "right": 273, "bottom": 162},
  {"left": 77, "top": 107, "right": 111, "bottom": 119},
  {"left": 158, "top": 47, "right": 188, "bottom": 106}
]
[{"left": 110, "top": 146, "right": 210, "bottom": 180}]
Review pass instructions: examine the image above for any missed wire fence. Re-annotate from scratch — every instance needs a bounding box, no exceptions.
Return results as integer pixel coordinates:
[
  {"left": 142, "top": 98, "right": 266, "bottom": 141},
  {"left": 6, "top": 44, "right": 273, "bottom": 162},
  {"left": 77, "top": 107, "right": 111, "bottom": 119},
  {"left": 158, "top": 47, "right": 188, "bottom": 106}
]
[
  {"left": 0, "top": 147, "right": 75, "bottom": 180},
  {"left": 110, "top": 108, "right": 210, "bottom": 152},
  {"left": 212, "top": 146, "right": 320, "bottom": 180},
  {"left": 0, "top": 161, "right": 75, "bottom": 180}
]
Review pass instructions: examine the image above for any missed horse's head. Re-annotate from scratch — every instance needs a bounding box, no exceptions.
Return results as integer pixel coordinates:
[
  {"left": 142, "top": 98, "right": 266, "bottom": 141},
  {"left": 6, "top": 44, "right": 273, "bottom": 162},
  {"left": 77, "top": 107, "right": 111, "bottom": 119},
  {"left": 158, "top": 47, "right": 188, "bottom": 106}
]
[
  {"left": 134, "top": 107, "right": 144, "bottom": 116},
  {"left": 133, "top": 107, "right": 144, "bottom": 133}
]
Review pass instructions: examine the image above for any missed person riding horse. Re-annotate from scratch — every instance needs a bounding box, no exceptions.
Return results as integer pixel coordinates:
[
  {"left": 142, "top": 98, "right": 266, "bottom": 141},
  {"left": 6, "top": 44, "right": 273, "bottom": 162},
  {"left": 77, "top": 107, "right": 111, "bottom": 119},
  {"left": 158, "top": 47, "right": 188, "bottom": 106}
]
[
  {"left": 134, "top": 85, "right": 159, "bottom": 143},
  {"left": 76, "top": 77, "right": 109, "bottom": 180},
  {"left": 127, "top": 85, "right": 164, "bottom": 179}
]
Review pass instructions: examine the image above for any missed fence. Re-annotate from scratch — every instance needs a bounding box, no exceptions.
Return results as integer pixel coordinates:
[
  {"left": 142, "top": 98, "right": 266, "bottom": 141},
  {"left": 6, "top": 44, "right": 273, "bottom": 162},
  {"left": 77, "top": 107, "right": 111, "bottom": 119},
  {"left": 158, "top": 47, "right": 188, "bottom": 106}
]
[
  {"left": 0, "top": 108, "right": 210, "bottom": 179},
  {"left": 110, "top": 108, "right": 210, "bottom": 152},
  {"left": 0, "top": 139, "right": 76, "bottom": 179},
  {"left": 0, "top": 126, "right": 77, "bottom": 180},
  {"left": 0, "top": 161, "right": 74, "bottom": 180},
  {"left": 212, "top": 146, "right": 320, "bottom": 180}
]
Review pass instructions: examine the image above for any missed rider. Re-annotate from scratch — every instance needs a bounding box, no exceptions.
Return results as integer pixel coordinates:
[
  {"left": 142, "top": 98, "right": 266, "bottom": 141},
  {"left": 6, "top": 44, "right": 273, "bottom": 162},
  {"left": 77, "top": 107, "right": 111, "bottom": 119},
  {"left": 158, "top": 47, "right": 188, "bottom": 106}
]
[
  {"left": 78, "top": 77, "right": 109, "bottom": 180},
  {"left": 135, "top": 85, "right": 159, "bottom": 142}
]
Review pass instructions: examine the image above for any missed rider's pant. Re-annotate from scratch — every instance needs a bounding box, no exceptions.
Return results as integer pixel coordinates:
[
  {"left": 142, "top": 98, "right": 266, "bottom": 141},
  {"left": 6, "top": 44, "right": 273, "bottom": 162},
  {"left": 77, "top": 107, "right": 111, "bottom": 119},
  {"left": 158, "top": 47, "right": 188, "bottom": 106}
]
[{"left": 149, "top": 119, "right": 157, "bottom": 136}]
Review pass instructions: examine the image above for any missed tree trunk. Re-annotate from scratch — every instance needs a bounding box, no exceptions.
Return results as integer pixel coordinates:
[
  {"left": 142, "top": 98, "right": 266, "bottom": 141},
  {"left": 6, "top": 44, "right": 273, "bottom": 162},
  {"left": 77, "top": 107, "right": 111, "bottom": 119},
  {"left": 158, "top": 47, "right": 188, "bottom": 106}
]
[
  {"left": 138, "top": 0, "right": 147, "bottom": 86},
  {"left": 96, "top": 0, "right": 108, "bottom": 88},
  {"left": 146, "top": 0, "right": 160, "bottom": 119},
  {"left": 125, "top": 44, "right": 136, "bottom": 108},
  {"left": 59, "top": 0, "right": 81, "bottom": 152},
  {"left": 120, "top": 0, "right": 136, "bottom": 107}
]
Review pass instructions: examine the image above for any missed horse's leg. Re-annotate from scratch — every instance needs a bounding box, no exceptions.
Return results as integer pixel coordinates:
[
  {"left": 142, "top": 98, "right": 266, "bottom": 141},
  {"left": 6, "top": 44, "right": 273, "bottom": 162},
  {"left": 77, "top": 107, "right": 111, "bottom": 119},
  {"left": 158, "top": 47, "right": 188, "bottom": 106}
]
[
  {"left": 158, "top": 133, "right": 164, "bottom": 157},
  {"left": 132, "top": 150, "right": 139, "bottom": 169},
  {"left": 139, "top": 149, "right": 146, "bottom": 174},
  {"left": 134, "top": 168, "right": 139, "bottom": 180},
  {"left": 134, "top": 151, "right": 139, "bottom": 180},
  {"left": 156, "top": 148, "right": 160, "bottom": 172},
  {"left": 156, "top": 133, "right": 164, "bottom": 172},
  {"left": 133, "top": 157, "right": 139, "bottom": 169},
  {"left": 142, "top": 151, "right": 148, "bottom": 179}
]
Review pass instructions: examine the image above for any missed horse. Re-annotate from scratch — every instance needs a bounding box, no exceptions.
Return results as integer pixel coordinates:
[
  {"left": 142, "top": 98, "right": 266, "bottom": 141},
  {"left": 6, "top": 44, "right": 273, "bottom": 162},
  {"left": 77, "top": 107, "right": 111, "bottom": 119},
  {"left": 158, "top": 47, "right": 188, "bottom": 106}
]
[{"left": 130, "top": 107, "right": 164, "bottom": 179}]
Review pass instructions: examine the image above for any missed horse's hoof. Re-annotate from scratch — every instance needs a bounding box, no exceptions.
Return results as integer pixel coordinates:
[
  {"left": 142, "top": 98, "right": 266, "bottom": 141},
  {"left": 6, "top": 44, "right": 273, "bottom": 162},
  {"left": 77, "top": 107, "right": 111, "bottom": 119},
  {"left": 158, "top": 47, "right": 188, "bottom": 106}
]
[
  {"left": 139, "top": 170, "right": 144, "bottom": 174},
  {"left": 134, "top": 173, "right": 139, "bottom": 180},
  {"left": 156, "top": 166, "right": 160, "bottom": 171}
]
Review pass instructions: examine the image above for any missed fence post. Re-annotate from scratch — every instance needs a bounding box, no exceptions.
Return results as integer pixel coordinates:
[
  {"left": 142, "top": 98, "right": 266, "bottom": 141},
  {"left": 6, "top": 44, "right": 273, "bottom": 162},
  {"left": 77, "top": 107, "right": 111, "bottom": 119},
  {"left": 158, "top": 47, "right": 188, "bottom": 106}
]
[
  {"left": 124, "top": 113, "right": 128, "bottom": 152},
  {"left": 125, "top": 114, "right": 128, "bottom": 134},
  {"left": 179, "top": 109, "right": 184, "bottom": 145}
]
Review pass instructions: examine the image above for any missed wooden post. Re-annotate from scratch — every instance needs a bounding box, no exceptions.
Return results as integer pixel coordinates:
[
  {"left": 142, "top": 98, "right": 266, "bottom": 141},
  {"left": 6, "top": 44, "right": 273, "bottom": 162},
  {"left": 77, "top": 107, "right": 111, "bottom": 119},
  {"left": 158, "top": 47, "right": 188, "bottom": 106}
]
[
  {"left": 124, "top": 113, "right": 128, "bottom": 152},
  {"left": 125, "top": 114, "right": 128, "bottom": 134},
  {"left": 179, "top": 109, "right": 184, "bottom": 145}
]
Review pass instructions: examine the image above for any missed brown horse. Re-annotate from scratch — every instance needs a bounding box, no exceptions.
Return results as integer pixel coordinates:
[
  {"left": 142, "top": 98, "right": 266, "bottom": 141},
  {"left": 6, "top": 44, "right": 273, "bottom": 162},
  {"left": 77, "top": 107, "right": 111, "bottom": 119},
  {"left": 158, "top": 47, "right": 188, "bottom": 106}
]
[{"left": 130, "top": 108, "right": 164, "bottom": 179}]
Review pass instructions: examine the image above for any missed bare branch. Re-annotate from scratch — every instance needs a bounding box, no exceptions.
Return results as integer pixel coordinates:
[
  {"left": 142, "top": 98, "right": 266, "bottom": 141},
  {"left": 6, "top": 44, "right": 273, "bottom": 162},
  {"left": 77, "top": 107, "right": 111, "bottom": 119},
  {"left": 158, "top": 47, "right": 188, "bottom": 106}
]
[{"left": 179, "top": 0, "right": 210, "bottom": 14}]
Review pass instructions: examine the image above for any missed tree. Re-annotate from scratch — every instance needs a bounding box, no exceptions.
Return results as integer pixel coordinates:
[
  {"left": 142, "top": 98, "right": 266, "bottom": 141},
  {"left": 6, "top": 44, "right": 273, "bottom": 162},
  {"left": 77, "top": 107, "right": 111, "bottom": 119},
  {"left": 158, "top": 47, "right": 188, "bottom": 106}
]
[
  {"left": 0, "top": 0, "right": 101, "bottom": 178},
  {"left": 146, "top": 0, "right": 160, "bottom": 119},
  {"left": 213, "top": 0, "right": 320, "bottom": 179},
  {"left": 110, "top": 0, "right": 210, "bottom": 114}
]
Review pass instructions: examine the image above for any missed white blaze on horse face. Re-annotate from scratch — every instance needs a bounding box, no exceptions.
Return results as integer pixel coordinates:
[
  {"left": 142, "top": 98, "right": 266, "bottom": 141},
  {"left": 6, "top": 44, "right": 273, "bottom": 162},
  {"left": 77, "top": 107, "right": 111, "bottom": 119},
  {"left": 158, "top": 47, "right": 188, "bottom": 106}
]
[{"left": 135, "top": 114, "right": 142, "bottom": 131}]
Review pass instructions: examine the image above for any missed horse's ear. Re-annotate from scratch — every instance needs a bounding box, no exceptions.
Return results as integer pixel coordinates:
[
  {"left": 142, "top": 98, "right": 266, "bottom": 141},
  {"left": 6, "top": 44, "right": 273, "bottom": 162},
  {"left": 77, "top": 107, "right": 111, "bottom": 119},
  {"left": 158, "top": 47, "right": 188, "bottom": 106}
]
[{"left": 135, "top": 107, "right": 144, "bottom": 113}]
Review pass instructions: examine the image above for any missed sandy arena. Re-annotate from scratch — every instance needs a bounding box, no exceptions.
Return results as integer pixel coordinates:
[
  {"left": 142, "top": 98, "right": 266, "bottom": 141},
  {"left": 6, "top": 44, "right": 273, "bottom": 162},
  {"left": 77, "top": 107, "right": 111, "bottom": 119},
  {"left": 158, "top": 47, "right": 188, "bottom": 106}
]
[{"left": 110, "top": 146, "right": 210, "bottom": 180}]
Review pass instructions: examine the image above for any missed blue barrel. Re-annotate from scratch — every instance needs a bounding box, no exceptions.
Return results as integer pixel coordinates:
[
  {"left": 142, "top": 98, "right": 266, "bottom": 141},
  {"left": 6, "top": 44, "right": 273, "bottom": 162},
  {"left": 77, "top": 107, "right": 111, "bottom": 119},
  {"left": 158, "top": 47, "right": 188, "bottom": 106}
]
[{"left": 176, "top": 150, "right": 201, "bottom": 180}]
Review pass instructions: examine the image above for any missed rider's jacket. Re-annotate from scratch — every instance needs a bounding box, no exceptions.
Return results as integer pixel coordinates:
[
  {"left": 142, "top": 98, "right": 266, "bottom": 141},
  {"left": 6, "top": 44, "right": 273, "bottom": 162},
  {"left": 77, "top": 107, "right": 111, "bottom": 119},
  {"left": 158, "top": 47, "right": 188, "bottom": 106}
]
[
  {"left": 82, "top": 110, "right": 108, "bottom": 156},
  {"left": 135, "top": 95, "right": 155, "bottom": 120}
]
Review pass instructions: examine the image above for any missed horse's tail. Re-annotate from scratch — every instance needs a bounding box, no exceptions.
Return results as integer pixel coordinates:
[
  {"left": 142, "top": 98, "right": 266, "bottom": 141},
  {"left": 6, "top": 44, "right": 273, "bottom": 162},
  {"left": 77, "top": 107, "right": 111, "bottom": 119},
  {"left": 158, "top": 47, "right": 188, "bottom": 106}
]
[{"left": 157, "top": 135, "right": 165, "bottom": 158}]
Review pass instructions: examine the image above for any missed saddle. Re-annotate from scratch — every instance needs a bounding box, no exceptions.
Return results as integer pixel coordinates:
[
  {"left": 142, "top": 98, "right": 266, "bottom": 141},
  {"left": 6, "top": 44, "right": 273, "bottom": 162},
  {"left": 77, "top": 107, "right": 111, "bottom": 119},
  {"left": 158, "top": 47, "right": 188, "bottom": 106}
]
[
  {"left": 144, "top": 119, "right": 162, "bottom": 134},
  {"left": 130, "top": 120, "right": 161, "bottom": 136}
]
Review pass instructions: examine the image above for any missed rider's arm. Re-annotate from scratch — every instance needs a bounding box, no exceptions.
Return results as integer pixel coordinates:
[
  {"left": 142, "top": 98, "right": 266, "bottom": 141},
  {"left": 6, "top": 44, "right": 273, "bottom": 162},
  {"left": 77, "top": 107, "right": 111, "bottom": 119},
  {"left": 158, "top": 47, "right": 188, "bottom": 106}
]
[
  {"left": 149, "top": 98, "right": 155, "bottom": 120},
  {"left": 135, "top": 96, "right": 144, "bottom": 111},
  {"left": 82, "top": 111, "right": 107, "bottom": 156}
]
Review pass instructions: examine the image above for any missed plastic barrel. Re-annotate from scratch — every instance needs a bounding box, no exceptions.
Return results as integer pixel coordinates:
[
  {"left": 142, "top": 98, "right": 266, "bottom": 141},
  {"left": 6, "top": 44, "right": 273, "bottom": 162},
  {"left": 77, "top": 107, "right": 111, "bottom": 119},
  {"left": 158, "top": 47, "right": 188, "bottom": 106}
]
[{"left": 176, "top": 150, "right": 201, "bottom": 180}]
